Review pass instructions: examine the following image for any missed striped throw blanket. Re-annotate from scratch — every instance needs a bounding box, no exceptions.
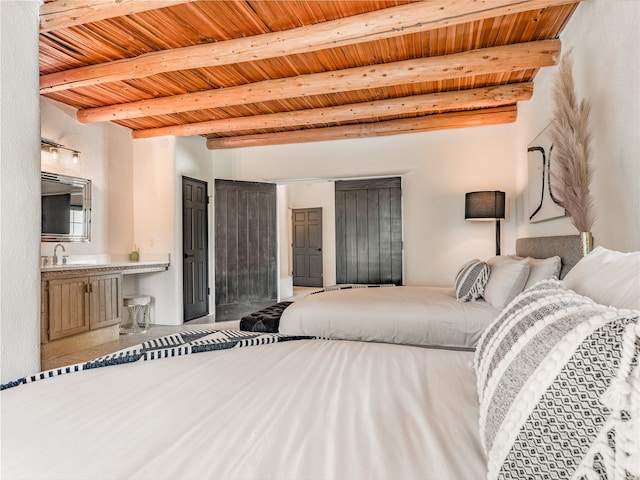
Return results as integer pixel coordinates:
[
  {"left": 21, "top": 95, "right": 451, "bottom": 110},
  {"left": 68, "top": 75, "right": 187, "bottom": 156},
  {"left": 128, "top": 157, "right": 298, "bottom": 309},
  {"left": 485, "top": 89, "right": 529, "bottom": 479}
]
[{"left": 1, "top": 329, "right": 310, "bottom": 390}]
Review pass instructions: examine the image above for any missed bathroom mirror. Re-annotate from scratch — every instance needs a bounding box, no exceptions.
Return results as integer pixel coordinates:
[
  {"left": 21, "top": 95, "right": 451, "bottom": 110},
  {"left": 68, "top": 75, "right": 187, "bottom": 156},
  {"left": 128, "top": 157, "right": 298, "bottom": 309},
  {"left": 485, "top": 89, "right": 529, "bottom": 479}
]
[{"left": 41, "top": 171, "right": 91, "bottom": 242}]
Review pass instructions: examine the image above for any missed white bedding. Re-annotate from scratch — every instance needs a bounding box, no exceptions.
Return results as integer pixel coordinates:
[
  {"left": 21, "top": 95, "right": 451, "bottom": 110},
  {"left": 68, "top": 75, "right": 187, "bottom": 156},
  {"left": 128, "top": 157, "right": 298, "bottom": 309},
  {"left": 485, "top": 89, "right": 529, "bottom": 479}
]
[
  {"left": 280, "top": 286, "right": 499, "bottom": 349},
  {"left": 1, "top": 338, "right": 486, "bottom": 480}
]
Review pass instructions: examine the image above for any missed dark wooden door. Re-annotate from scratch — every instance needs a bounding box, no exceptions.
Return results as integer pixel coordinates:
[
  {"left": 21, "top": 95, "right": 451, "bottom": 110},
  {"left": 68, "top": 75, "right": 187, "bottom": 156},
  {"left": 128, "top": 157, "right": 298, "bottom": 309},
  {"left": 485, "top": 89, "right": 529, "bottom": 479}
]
[
  {"left": 335, "top": 177, "right": 402, "bottom": 285},
  {"left": 292, "top": 208, "right": 323, "bottom": 287},
  {"left": 215, "top": 179, "right": 277, "bottom": 320},
  {"left": 183, "top": 176, "right": 209, "bottom": 321}
]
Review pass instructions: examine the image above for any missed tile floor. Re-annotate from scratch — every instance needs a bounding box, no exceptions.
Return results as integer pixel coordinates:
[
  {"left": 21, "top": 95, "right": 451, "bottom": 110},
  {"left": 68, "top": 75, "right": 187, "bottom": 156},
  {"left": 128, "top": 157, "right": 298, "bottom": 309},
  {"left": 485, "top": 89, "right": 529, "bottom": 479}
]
[{"left": 41, "top": 287, "right": 319, "bottom": 371}]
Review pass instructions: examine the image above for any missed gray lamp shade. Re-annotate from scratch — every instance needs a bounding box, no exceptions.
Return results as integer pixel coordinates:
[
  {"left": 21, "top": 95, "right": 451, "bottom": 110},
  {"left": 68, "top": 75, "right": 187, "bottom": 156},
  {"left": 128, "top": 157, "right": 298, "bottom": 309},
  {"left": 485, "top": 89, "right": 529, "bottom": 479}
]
[{"left": 465, "top": 191, "right": 506, "bottom": 220}]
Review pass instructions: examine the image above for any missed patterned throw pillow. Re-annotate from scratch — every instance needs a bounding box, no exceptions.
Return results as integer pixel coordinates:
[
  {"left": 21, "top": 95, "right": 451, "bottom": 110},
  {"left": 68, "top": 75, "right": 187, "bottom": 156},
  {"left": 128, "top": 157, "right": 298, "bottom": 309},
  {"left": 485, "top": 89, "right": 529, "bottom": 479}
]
[
  {"left": 474, "top": 279, "right": 640, "bottom": 480},
  {"left": 454, "top": 259, "right": 489, "bottom": 302}
]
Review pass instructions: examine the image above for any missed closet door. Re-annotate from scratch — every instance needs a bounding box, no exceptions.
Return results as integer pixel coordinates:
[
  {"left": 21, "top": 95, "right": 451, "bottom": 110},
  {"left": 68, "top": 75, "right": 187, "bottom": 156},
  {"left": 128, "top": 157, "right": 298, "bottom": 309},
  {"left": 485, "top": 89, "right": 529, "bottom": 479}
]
[{"left": 335, "top": 177, "right": 402, "bottom": 285}]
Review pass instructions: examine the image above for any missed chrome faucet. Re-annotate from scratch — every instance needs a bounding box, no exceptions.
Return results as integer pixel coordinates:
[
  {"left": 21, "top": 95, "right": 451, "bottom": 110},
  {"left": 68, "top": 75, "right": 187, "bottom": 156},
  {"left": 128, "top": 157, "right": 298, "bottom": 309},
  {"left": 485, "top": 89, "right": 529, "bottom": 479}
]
[{"left": 53, "top": 243, "right": 66, "bottom": 265}]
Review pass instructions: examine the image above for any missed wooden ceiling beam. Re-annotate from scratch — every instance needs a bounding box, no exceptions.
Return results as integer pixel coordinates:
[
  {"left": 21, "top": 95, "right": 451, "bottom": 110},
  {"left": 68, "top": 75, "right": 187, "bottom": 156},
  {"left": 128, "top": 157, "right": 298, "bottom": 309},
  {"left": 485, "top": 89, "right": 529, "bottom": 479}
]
[
  {"left": 40, "top": 0, "right": 197, "bottom": 33},
  {"left": 132, "top": 83, "right": 532, "bottom": 139},
  {"left": 78, "top": 39, "right": 559, "bottom": 124},
  {"left": 40, "top": 0, "right": 579, "bottom": 93},
  {"left": 204, "top": 106, "right": 518, "bottom": 149}
]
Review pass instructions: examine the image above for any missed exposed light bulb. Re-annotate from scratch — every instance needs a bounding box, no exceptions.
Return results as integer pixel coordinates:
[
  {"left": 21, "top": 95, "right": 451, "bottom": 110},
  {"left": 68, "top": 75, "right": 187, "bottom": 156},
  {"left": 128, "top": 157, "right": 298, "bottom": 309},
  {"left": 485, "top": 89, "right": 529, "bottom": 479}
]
[
  {"left": 50, "top": 147, "right": 59, "bottom": 160},
  {"left": 71, "top": 151, "right": 80, "bottom": 164}
]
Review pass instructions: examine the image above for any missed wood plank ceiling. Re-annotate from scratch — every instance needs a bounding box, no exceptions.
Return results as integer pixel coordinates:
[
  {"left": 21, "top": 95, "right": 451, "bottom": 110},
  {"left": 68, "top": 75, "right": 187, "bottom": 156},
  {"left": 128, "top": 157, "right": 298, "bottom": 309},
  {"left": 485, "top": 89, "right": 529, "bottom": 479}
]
[{"left": 39, "top": 0, "right": 581, "bottom": 149}]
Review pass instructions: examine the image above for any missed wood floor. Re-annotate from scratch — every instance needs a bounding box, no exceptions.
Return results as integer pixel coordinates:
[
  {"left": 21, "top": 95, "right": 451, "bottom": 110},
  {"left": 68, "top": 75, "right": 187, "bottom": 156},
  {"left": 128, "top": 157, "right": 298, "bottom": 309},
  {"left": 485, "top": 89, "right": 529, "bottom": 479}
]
[
  {"left": 41, "top": 287, "right": 319, "bottom": 371},
  {"left": 40, "top": 318, "right": 236, "bottom": 371}
]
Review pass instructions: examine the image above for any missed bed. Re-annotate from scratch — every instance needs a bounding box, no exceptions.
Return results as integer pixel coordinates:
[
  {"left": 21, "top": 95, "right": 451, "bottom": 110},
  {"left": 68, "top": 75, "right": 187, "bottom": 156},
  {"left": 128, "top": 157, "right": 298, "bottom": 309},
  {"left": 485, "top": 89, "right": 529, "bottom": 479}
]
[
  {"left": 279, "top": 285, "right": 499, "bottom": 349},
  {"left": 277, "top": 235, "right": 582, "bottom": 349},
  {"left": 2, "top": 236, "right": 639, "bottom": 480}
]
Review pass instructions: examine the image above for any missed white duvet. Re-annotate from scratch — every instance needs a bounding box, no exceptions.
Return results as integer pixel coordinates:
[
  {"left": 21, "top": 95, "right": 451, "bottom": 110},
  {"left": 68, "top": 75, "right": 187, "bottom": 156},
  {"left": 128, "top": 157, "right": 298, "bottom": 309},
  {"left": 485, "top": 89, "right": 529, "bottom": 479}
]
[
  {"left": 280, "top": 286, "right": 499, "bottom": 349},
  {"left": 1, "top": 338, "right": 486, "bottom": 480}
]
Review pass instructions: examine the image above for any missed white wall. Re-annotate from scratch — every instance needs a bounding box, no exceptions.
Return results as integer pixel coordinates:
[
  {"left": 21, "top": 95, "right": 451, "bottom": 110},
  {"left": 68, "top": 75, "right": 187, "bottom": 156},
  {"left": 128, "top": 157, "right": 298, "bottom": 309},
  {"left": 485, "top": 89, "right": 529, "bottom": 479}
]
[
  {"left": 212, "top": 123, "right": 520, "bottom": 287},
  {"left": 131, "top": 136, "right": 183, "bottom": 325},
  {"left": 0, "top": 0, "right": 41, "bottom": 382},
  {"left": 516, "top": 0, "right": 640, "bottom": 251},
  {"left": 105, "top": 123, "right": 135, "bottom": 253},
  {"left": 277, "top": 185, "right": 293, "bottom": 298},
  {"left": 286, "top": 182, "right": 336, "bottom": 286},
  {"left": 40, "top": 98, "right": 134, "bottom": 257},
  {"left": 175, "top": 136, "right": 215, "bottom": 317},
  {"left": 130, "top": 135, "right": 215, "bottom": 325}
]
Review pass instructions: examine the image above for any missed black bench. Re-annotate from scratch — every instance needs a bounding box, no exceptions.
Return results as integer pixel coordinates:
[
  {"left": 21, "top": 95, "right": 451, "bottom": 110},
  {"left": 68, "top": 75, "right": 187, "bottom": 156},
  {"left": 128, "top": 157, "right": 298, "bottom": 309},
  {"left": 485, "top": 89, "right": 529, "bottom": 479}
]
[{"left": 239, "top": 301, "right": 293, "bottom": 333}]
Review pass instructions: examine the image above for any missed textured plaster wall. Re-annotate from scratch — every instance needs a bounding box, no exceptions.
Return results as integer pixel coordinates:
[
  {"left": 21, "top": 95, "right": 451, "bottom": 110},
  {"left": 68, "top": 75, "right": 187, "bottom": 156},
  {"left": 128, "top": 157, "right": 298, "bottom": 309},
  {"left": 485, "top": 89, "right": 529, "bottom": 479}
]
[
  {"left": 129, "top": 135, "right": 213, "bottom": 325},
  {"left": 1, "top": 0, "right": 41, "bottom": 382},
  {"left": 516, "top": 0, "right": 640, "bottom": 251},
  {"left": 131, "top": 136, "right": 181, "bottom": 325},
  {"left": 40, "top": 98, "right": 135, "bottom": 257}
]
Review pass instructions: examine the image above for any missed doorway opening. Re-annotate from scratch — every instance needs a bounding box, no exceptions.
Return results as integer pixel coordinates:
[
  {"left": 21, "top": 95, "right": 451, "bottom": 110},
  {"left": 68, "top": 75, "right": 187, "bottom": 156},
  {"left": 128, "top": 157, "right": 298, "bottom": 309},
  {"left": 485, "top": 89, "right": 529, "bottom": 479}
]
[{"left": 292, "top": 207, "right": 323, "bottom": 288}]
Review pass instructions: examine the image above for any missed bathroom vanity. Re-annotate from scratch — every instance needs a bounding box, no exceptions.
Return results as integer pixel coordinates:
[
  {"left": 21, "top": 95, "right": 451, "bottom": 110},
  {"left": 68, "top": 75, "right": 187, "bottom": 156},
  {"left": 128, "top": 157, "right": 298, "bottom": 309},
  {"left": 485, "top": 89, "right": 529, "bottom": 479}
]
[
  {"left": 39, "top": 171, "right": 171, "bottom": 365},
  {"left": 40, "top": 259, "right": 169, "bottom": 364}
]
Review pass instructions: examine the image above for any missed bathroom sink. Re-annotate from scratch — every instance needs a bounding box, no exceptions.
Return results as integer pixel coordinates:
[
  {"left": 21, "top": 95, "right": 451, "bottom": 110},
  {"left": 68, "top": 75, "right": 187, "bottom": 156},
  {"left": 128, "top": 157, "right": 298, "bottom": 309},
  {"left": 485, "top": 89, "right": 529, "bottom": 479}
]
[
  {"left": 42, "top": 263, "right": 79, "bottom": 269},
  {"left": 42, "top": 260, "right": 99, "bottom": 269}
]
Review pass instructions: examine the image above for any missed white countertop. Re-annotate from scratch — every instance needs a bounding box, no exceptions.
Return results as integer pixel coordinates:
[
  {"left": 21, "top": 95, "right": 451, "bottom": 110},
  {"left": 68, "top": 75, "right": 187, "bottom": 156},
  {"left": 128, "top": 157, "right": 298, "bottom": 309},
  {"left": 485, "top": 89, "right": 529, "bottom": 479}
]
[{"left": 41, "top": 253, "right": 170, "bottom": 274}]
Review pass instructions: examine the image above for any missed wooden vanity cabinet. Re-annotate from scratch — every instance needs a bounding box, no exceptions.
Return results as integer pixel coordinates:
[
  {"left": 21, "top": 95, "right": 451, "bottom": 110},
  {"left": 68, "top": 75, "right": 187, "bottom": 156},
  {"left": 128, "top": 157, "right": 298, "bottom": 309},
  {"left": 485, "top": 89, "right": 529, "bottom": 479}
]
[
  {"left": 42, "top": 273, "right": 122, "bottom": 343},
  {"left": 40, "top": 260, "right": 169, "bottom": 368}
]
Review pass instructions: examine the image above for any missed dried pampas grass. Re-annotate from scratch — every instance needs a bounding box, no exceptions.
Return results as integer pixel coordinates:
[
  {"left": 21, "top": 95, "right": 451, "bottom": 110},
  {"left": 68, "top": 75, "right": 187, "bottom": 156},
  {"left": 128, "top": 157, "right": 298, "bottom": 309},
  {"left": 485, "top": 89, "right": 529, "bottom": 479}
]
[{"left": 549, "top": 51, "right": 595, "bottom": 233}]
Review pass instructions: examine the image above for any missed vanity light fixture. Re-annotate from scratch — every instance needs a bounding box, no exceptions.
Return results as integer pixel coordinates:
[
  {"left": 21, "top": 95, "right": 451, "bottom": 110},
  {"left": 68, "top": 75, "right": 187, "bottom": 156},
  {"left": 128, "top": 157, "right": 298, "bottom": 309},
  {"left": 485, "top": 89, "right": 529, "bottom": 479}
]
[{"left": 41, "top": 138, "right": 81, "bottom": 164}]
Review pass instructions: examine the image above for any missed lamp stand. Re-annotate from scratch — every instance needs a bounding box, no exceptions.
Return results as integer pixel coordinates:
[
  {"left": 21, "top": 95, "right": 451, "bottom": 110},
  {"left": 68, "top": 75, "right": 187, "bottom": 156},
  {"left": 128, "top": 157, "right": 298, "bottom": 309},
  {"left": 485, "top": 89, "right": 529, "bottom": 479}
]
[{"left": 495, "top": 220, "right": 501, "bottom": 256}]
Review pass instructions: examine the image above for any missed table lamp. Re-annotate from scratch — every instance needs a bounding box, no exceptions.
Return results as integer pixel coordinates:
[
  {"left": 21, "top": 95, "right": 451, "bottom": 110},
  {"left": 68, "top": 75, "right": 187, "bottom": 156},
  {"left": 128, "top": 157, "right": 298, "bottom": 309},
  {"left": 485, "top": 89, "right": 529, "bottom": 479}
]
[{"left": 465, "top": 191, "right": 506, "bottom": 255}]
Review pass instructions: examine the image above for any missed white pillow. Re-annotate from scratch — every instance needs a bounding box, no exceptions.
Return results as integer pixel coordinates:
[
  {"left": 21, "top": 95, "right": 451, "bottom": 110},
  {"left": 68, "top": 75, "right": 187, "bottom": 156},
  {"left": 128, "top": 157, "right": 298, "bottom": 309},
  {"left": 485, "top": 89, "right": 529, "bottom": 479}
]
[
  {"left": 563, "top": 246, "right": 640, "bottom": 310},
  {"left": 483, "top": 256, "right": 530, "bottom": 309},
  {"left": 523, "top": 255, "right": 562, "bottom": 290}
]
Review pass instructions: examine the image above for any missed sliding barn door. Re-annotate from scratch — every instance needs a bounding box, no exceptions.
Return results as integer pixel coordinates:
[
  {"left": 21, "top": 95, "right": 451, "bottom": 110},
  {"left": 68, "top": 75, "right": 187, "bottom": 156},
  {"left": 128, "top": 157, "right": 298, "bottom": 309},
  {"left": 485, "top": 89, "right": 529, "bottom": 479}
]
[
  {"left": 335, "top": 177, "right": 402, "bottom": 285},
  {"left": 214, "top": 179, "right": 277, "bottom": 320}
]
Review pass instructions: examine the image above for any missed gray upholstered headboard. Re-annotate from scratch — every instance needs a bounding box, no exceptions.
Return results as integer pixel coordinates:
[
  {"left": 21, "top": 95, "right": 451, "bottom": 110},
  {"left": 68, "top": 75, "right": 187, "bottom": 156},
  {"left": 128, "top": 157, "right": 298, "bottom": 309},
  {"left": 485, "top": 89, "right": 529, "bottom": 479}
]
[{"left": 516, "top": 235, "right": 582, "bottom": 279}]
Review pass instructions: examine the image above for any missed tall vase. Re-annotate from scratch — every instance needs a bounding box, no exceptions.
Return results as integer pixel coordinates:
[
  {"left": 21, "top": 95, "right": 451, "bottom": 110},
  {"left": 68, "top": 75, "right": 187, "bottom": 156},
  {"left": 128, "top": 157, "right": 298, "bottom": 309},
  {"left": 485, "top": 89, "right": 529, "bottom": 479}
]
[{"left": 580, "top": 231, "right": 593, "bottom": 257}]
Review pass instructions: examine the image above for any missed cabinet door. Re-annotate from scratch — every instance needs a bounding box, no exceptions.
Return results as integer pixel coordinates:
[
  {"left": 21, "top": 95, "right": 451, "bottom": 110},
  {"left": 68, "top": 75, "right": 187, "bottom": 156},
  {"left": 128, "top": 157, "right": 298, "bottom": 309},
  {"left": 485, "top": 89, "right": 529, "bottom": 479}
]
[
  {"left": 48, "top": 277, "right": 90, "bottom": 340},
  {"left": 89, "top": 274, "right": 122, "bottom": 330}
]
